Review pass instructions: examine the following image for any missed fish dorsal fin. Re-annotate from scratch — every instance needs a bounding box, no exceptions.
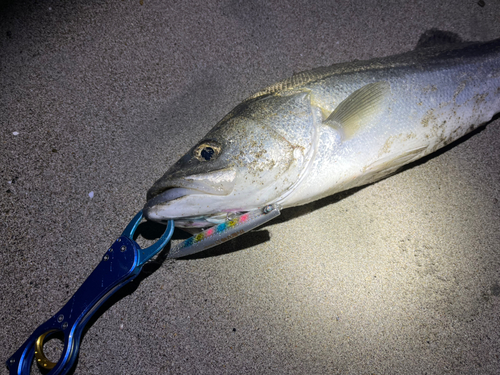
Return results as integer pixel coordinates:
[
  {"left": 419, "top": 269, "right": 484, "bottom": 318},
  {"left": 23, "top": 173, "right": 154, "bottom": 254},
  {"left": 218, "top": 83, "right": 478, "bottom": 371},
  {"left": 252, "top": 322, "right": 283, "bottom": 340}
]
[
  {"left": 324, "top": 81, "right": 390, "bottom": 140},
  {"left": 246, "top": 67, "right": 334, "bottom": 100},
  {"left": 247, "top": 30, "right": 464, "bottom": 102},
  {"left": 415, "top": 29, "right": 463, "bottom": 49}
]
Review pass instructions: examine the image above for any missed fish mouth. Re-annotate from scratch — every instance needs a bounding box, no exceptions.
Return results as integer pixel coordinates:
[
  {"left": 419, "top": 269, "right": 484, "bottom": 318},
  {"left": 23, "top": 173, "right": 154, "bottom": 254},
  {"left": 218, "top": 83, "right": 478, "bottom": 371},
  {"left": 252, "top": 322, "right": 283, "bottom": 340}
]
[
  {"left": 143, "top": 186, "right": 243, "bottom": 228},
  {"left": 143, "top": 186, "right": 220, "bottom": 225},
  {"left": 144, "top": 187, "right": 207, "bottom": 211},
  {"left": 146, "top": 168, "right": 237, "bottom": 201},
  {"left": 143, "top": 168, "right": 237, "bottom": 223}
]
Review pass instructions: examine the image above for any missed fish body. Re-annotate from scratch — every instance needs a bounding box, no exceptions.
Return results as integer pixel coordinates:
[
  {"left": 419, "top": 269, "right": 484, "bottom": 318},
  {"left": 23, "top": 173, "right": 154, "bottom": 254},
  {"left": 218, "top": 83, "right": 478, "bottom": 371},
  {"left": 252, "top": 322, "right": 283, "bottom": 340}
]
[{"left": 144, "top": 32, "right": 500, "bottom": 227}]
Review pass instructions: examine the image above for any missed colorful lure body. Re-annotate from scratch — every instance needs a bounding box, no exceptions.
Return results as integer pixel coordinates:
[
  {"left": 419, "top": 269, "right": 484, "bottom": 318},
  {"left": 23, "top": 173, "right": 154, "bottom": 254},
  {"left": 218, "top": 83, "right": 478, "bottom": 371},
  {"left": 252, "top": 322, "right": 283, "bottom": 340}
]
[{"left": 168, "top": 205, "right": 281, "bottom": 258}]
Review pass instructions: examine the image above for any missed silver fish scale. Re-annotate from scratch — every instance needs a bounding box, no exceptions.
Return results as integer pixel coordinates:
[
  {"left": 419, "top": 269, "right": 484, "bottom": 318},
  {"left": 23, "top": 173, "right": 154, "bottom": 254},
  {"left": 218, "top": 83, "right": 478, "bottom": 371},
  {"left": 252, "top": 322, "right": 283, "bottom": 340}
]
[
  {"left": 247, "top": 39, "right": 500, "bottom": 104},
  {"left": 244, "top": 92, "right": 316, "bottom": 152},
  {"left": 277, "top": 40, "right": 500, "bottom": 207},
  {"left": 145, "top": 37, "right": 500, "bottom": 223}
]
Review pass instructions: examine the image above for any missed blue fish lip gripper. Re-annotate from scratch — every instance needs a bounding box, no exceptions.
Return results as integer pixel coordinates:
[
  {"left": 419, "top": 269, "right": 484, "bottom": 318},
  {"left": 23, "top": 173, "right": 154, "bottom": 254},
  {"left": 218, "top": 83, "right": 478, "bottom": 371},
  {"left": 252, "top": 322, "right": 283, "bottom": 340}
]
[
  {"left": 6, "top": 204, "right": 281, "bottom": 374},
  {"left": 6, "top": 210, "right": 174, "bottom": 375}
]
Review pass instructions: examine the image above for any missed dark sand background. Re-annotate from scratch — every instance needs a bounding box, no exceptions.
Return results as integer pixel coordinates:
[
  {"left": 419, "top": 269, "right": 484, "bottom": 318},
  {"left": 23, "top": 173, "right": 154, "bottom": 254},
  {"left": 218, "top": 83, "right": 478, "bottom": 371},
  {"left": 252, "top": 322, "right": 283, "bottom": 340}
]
[{"left": 1, "top": 1, "right": 500, "bottom": 374}]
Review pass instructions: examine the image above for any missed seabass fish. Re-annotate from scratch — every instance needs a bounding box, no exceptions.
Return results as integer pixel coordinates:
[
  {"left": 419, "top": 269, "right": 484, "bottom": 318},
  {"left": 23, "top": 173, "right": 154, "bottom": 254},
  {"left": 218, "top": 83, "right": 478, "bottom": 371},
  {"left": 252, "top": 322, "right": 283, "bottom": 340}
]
[{"left": 144, "top": 31, "right": 500, "bottom": 228}]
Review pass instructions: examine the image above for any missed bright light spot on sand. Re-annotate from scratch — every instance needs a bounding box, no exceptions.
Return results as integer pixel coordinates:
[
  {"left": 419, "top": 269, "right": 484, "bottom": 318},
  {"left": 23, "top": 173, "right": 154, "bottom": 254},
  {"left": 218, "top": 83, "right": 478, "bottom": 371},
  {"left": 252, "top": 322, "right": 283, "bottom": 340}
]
[
  {"left": 12, "top": 132, "right": 19, "bottom": 136},
  {"left": 89, "top": 191, "right": 94, "bottom": 199}
]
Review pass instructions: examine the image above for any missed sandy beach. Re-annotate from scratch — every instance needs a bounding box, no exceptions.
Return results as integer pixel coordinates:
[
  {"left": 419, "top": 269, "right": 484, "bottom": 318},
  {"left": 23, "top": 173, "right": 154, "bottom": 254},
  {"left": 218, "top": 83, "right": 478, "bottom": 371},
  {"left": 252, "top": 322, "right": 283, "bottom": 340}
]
[{"left": 1, "top": 1, "right": 499, "bottom": 374}]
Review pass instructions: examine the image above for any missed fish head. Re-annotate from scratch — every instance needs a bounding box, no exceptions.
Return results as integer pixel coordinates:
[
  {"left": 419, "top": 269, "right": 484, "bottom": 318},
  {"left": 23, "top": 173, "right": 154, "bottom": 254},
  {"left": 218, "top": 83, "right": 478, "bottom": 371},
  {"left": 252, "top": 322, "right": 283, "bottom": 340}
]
[{"left": 144, "top": 93, "right": 317, "bottom": 226}]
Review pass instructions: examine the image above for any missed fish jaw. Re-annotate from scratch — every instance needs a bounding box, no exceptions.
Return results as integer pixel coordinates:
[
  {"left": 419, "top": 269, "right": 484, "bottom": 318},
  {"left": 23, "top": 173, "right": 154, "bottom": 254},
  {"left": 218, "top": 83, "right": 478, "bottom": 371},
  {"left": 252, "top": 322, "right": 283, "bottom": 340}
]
[
  {"left": 143, "top": 191, "right": 235, "bottom": 223},
  {"left": 143, "top": 168, "right": 238, "bottom": 222},
  {"left": 143, "top": 169, "right": 288, "bottom": 223},
  {"left": 146, "top": 168, "right": 237, "bottom": 201}
]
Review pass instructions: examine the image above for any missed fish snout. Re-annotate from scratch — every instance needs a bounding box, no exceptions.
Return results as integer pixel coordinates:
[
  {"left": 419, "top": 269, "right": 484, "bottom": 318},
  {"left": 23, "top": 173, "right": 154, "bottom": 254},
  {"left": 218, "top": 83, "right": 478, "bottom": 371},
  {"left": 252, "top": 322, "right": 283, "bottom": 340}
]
[{"left": 144, "top": 168, "right": 237, "bottom": 222}]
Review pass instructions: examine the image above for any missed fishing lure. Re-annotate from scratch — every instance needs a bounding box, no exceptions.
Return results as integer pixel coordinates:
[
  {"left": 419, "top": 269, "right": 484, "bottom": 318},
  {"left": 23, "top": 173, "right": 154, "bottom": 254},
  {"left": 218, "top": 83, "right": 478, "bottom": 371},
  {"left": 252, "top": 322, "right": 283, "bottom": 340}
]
[{"left": 168, "top": 204, "right": 281, "bottom": 258}]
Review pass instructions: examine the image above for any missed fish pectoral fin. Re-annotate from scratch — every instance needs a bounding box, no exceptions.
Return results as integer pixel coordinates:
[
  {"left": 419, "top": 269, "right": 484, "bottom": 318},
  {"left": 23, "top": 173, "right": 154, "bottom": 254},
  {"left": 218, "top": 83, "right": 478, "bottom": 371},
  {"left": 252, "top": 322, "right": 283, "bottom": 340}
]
[{"left": 323, "top": 81, "right": 391, "bottom": 140}]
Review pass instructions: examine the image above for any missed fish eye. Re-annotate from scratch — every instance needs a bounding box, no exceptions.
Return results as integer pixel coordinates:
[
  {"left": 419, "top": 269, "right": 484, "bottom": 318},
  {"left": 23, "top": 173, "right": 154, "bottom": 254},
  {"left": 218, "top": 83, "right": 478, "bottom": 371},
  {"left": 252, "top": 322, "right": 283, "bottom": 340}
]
[
  {"left": 193, "top": 141, "right": 221, "bottom": 162},
  {"left": 201, "top": 147, "right": 215, "bottom": 160}
]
